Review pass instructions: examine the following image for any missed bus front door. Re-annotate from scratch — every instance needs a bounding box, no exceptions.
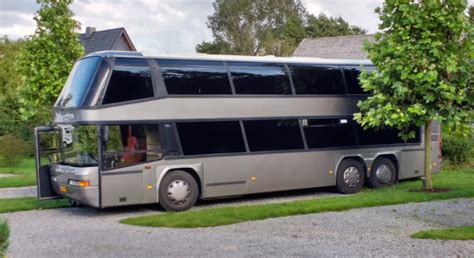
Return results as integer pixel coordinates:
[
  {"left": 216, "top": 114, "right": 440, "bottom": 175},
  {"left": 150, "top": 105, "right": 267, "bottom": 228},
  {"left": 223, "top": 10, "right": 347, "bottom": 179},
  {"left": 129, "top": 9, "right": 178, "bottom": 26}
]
[{"left": 34, "top": 126, "right": 63, "bottom": 200}]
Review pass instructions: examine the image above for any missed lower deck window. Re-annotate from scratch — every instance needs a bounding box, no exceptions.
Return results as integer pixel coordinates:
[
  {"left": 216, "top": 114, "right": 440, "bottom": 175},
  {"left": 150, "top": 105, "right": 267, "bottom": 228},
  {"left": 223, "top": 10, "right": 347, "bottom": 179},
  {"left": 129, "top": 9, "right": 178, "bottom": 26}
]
[
  {"left": 303, "top": 119, "right": 357, "bottom": 148},
  {"left": 177, "top": 121, "right": 246, "bottom": 155},
  {"left": 103, "top": 124, "right": 162, "bottom": 169},
  {"left": 243, "top": 119, "right": 304, "bottom": 151}
]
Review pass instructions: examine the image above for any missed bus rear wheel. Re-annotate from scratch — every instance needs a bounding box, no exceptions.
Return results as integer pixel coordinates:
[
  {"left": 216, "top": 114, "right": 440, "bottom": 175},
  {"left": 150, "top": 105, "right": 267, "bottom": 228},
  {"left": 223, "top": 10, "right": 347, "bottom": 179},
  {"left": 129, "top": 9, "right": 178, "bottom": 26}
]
[
  {"left": 336, "top": 159, "right": 365, "bottom": 194},
  {"left": 159, "top": 170, "right": 198, "bottom": 212},
  {"left": 368, "top": 157, "right": 396, "bottom": 188}
]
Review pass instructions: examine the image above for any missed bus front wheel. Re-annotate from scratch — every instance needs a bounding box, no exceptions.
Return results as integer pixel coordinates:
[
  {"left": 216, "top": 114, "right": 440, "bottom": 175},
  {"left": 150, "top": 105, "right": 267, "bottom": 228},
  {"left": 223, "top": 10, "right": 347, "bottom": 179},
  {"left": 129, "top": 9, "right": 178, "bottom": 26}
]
[
  {"left": 159, "top": 170, "right": 199, "bottom": 212},
  {"left": 336, "top": 159, "right": 365, "bottom": 194}
]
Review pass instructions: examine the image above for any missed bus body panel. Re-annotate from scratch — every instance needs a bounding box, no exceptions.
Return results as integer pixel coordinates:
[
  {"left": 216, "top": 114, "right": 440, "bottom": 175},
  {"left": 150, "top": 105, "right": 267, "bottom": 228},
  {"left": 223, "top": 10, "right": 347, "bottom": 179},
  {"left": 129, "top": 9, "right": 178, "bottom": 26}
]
[{"left": 54, "top": 97, "right": 363, "bottom": 124}]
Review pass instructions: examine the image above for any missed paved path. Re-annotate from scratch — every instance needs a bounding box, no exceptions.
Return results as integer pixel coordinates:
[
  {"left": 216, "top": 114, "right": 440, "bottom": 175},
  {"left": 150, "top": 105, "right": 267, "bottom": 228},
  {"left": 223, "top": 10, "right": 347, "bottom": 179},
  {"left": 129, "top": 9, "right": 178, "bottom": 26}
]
[
  {"left": 0, "top": 186, "right": 36, "bottom": 199},
  {"left": 2, "top": 198, "right": 473, "bottom": 257}
]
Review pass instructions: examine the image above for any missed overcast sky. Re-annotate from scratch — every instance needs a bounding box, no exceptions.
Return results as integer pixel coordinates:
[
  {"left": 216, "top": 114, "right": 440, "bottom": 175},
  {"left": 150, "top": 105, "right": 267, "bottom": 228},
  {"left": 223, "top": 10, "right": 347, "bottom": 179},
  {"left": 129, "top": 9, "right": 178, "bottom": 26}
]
[{"left": 1, "top": 0, "right": 473, "bottom": 55}]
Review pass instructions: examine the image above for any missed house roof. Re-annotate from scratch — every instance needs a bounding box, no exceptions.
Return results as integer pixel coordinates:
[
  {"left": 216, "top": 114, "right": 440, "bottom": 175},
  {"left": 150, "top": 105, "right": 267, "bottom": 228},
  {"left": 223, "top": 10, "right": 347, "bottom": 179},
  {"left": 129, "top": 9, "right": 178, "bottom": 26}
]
[
  {"left": 292, "top": 34, "right": 375, "bottom": 59},
  {"left": 78, "top": 27, "right": 136, "bottom": 55}
]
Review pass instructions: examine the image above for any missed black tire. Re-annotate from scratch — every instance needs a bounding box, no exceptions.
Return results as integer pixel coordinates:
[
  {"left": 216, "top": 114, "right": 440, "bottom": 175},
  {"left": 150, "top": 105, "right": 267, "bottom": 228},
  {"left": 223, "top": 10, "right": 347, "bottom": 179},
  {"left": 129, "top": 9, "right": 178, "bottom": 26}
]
[
  {"left": 159, "top": 170, "right": 199, "bottom": 212},
  {"left": 336, "top": 159, "right": 365, "bottom": 194},
  {"left": 367, "top": 157, "right": 396, "bottom": 188}
]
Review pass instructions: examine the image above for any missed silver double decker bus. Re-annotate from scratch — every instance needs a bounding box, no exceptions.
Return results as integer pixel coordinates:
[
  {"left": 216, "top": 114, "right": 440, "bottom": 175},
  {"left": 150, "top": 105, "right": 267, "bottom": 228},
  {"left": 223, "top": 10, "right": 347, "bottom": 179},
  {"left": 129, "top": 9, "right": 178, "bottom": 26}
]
[{"left": 35, "top": 51, "right": 442, "bottom": 211}]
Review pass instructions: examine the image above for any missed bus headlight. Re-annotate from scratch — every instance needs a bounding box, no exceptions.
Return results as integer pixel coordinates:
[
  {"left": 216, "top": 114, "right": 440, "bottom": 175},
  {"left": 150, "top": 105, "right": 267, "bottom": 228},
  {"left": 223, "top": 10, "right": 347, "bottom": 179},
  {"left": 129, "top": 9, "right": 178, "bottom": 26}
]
[{"left": 68, "top": 179, "right": 90, "bottom": 187}]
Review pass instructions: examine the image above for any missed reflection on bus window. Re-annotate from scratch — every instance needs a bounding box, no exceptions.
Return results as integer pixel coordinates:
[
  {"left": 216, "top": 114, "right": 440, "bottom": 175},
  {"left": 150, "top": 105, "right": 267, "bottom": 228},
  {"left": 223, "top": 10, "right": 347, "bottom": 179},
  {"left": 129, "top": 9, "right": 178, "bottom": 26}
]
[{"left": 103, "top": 124, "right": 162, "bottom": 169}]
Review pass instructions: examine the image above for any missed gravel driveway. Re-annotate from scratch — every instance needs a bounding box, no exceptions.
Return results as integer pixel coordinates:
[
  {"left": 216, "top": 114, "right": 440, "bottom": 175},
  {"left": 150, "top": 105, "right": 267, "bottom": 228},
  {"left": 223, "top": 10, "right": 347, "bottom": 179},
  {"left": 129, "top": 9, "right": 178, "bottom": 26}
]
[
  {"left": 0, "top": 186, "right": 36, "bottom": 199},
  {"left": 2, "top": 197, "right": 473, "bottom": 257}
]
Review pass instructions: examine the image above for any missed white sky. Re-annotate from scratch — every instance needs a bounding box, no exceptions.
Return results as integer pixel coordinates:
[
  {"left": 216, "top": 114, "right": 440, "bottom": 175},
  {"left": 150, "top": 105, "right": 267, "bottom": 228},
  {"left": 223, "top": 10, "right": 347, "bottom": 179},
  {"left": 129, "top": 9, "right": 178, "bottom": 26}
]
[{"left": 1, "top": 0, "right": 473, "bottom": 55}]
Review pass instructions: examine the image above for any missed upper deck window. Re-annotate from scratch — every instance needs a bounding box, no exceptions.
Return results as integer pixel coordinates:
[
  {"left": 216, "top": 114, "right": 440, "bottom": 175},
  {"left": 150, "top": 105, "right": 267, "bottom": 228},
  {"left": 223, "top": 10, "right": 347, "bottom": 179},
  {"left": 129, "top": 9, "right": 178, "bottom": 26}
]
[
  {"left": 228, "top": 62, "right": 292, "bottom": 95},
  {"left": 289, "top": 65, "right": 345, "bottom": 95},
  {"left": 102, "top": 58, "right": 154, "bottom": 105},
  {"left": 343, "top": 67, "right": 369, "bottom": 95},
  {"left": 55, "top": 56, "right": 102, "bottom": 108},
  {"left": 158, "top": 60, "right": 232, "bottom": 95}
]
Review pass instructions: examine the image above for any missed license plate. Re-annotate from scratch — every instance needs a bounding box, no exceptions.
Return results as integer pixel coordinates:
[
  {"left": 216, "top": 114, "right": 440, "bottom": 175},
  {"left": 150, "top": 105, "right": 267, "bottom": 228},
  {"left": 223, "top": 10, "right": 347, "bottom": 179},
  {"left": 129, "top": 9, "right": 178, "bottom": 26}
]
[{"left": 59, "top": 185, "right": 68, "bottom": 193}]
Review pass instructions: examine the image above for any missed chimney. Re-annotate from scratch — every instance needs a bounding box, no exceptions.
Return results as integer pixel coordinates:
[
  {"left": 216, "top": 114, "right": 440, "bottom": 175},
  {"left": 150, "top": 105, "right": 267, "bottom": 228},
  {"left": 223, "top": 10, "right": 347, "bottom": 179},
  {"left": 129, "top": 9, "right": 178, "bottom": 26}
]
[{"left": 85, "top": 27, "right": 96, "bottom": 39}]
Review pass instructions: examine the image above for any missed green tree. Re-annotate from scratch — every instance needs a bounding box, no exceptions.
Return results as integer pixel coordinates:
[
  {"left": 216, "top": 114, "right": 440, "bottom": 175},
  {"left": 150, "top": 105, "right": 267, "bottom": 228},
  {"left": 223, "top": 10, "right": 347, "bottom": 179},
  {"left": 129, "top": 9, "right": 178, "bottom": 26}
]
[
  {"left": 305, "top": 14, "right": 366, "bottom": 38},
  {"left": 355, "top": 0, "right": 473, "bottom": 190},
  {"left": 196, "top": 0, "right": 367, "bottom": 56},
  {"left": 18, "top": 0, "right": 84, "bottom": 123},
  {"left": 196, "top": 0, "right": 307, "bottom": 56},
  {"left": 469, "top": 6, "right": 474, "bottom": 23},
  {"left": 0, "top": 36, "right": 24, "bottom": 136}
]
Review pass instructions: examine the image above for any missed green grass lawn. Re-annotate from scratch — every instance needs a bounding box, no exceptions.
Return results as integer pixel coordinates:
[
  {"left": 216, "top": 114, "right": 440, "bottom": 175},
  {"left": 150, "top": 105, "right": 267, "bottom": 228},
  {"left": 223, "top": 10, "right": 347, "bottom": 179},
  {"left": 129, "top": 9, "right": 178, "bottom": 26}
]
[
  {"left": 0, "top": 220, "right": 9, "bottom": 257},
  {"left": 121, "top": 168, "right": 474, "bottom": 228},
  {"left": 411, "top": 225, "right": 474, "bottom": 240},
  {"left": 0, "top": 158, "right": 36, "bottom": 188},
  {"left": 0, "top": 197, "right": 69, "bottom": 214}
]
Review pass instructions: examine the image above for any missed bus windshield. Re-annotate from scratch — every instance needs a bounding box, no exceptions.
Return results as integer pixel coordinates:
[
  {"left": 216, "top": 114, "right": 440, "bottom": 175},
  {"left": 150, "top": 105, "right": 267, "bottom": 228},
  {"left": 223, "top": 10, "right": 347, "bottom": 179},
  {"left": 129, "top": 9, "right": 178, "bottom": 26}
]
[
  {"left": 61, "top": 125, "right": 98, "bottom": 167},
  {"left": 55, "top": 57, "right": 102, "bottom": 108}
]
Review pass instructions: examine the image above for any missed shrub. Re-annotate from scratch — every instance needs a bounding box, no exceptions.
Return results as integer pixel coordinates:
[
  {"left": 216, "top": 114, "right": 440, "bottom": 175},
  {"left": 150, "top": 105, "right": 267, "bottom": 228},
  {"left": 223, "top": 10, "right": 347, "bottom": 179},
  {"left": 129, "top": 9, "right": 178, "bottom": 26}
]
[
  {"left": 0, "top": 134, "right": 29, "bottom": 167},
  {"left": 442, "top": 135, "right": 472, "bottom": 167},
  {"left": 0, "top": 220, "right": 8, "bottom": 257}
]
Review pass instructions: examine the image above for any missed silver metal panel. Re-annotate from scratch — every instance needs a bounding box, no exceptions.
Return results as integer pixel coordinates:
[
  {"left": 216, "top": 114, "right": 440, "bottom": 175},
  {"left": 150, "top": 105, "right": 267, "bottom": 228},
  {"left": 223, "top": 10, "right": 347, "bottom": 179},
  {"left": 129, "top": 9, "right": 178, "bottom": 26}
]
[
  {"left": 399, "top": 150, "right": 424, "bottom": 179},
  {"left": 101, "top": 172, "right": 143, "bottom": 207},
  {"left": 157, "top": 144, "right": 422, "bottom": 199},
  {"left": 142, "top": 165, "right": 157, "bottom": 204},
  {"left": 52, "top": 182, "right": 99, "bottom": 207},
  {"left": 50, "top": 165, "right": 99, "bottom": 185},
  {"left": 55, "top": 97, "right": 362, "bottom": 123}
]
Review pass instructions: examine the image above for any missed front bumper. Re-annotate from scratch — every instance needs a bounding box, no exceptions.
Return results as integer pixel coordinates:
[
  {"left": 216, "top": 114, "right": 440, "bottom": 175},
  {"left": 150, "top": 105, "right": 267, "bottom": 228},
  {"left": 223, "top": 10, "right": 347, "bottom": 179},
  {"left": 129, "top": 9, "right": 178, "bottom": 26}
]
[{"left": 52, "top": 182, "right": 100, "bottom": 207}]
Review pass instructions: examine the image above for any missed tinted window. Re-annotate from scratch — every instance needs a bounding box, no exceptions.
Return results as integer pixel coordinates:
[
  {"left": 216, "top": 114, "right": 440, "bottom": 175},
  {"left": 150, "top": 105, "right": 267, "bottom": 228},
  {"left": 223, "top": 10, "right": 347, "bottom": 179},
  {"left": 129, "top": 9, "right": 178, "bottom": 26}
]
[
  {"left": 344, "top": 68, "right": 366, "bottom": 94},
  {"left": 243, "top": 119, "right": 304, "bottom": 151},
  {"left": 229, "top": 62, "right": 291, "bottom": 94},
  {"left": 102, "top": 58, "right": 154, "bottom": 105},
  {"left": 290, "top": 65, "right": 345, "bottom": 94},
  {"left": 303, "top": 118, "right": 357, "bottom": 148},
  {"left": 177, "top": 121, "right": 245, "bottom": 155},
  {"left": 356, "top": 125, "right": 420, "bottom": 145},
  {"left": 158, "top": 60, "right": 232, "bottom": 94}
]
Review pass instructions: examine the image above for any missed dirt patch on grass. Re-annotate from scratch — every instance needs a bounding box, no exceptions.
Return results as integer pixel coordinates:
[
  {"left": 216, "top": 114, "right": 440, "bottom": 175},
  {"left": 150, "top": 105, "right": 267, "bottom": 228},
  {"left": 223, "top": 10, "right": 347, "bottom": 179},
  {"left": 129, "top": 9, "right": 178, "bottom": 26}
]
[
  {"left": 409, "top": 188, "right": 451, "bottom": 193},
  {"left": 0, "top": 174, "right": 17, "bottom": 178}
]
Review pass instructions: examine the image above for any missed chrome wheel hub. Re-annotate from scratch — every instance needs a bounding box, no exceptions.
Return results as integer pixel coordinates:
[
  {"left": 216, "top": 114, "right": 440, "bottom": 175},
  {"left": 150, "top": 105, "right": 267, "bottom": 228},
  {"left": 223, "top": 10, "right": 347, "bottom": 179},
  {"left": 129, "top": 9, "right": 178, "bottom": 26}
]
[
  {"left": 375, "top": 164, "right": 392, "bottom": 184},
  {"left": 167, "top": 180, "right": 190, "bottom": 204},
  {"left": 343, "top": 166, "right": 360, "bottom": 187}
]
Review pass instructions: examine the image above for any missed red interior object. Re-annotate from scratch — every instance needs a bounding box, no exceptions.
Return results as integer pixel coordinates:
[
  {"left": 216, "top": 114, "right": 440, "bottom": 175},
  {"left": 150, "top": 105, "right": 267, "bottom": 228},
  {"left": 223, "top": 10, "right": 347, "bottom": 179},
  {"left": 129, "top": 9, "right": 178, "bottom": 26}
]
[{"left": 123, "top": 126, "right": 140, "bottom": 163}]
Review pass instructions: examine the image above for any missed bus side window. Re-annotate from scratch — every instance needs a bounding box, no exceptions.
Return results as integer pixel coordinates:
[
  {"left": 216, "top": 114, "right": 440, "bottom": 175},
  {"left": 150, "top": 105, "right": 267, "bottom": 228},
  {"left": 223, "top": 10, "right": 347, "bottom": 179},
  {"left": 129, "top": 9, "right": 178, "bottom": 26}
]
[
  {"left": 102, "top": 58, "right": 154, "bottom": 105},
  {"left": 157, "top": 59, "right": 232, "bottom": 95},
  {"left": 103, "top": 124, "right": 162, "bottom": 170},
  {"left": 289, "top": 65, "right": 345, "bottom": 95},
  {"left": 243, "top": 119, "right": 304, "bottom": 151},
  {"left": 343, "top": 67, "right": 367, "bottom": 95},
  {"left": 228, "top": 62, "right": 292, "bottom": 95},
  {"left": 176, "top": 121, "right": 246, "bottom": 155},
  {"left": 302, "top": 118, "right": 357, "bottom": 148}
]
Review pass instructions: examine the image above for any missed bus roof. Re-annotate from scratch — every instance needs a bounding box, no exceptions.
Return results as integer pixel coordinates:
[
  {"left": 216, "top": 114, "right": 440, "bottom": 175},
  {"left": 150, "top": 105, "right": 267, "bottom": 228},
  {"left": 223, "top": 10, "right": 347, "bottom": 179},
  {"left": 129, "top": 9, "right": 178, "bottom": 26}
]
[{"left": 84, "top": 50, "right": 373, "bottom": 66}]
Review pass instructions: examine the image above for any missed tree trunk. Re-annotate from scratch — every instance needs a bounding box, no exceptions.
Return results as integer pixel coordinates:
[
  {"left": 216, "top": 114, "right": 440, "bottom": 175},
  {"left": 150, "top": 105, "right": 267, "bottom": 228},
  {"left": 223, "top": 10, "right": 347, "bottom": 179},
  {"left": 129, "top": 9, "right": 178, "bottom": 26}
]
[{"left": 424, "top": 120, "right": 433, "bottom": 190}]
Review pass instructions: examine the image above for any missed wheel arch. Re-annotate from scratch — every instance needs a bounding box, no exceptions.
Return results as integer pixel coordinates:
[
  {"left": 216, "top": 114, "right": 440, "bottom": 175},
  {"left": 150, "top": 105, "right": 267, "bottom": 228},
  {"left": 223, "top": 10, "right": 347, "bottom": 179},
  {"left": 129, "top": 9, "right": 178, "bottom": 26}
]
[
  {"left": 335, "top": 155, "right": 368, "bottom": 179},
  {"left": 156, "top": 164, "right": 204, "bottom": 202}
]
